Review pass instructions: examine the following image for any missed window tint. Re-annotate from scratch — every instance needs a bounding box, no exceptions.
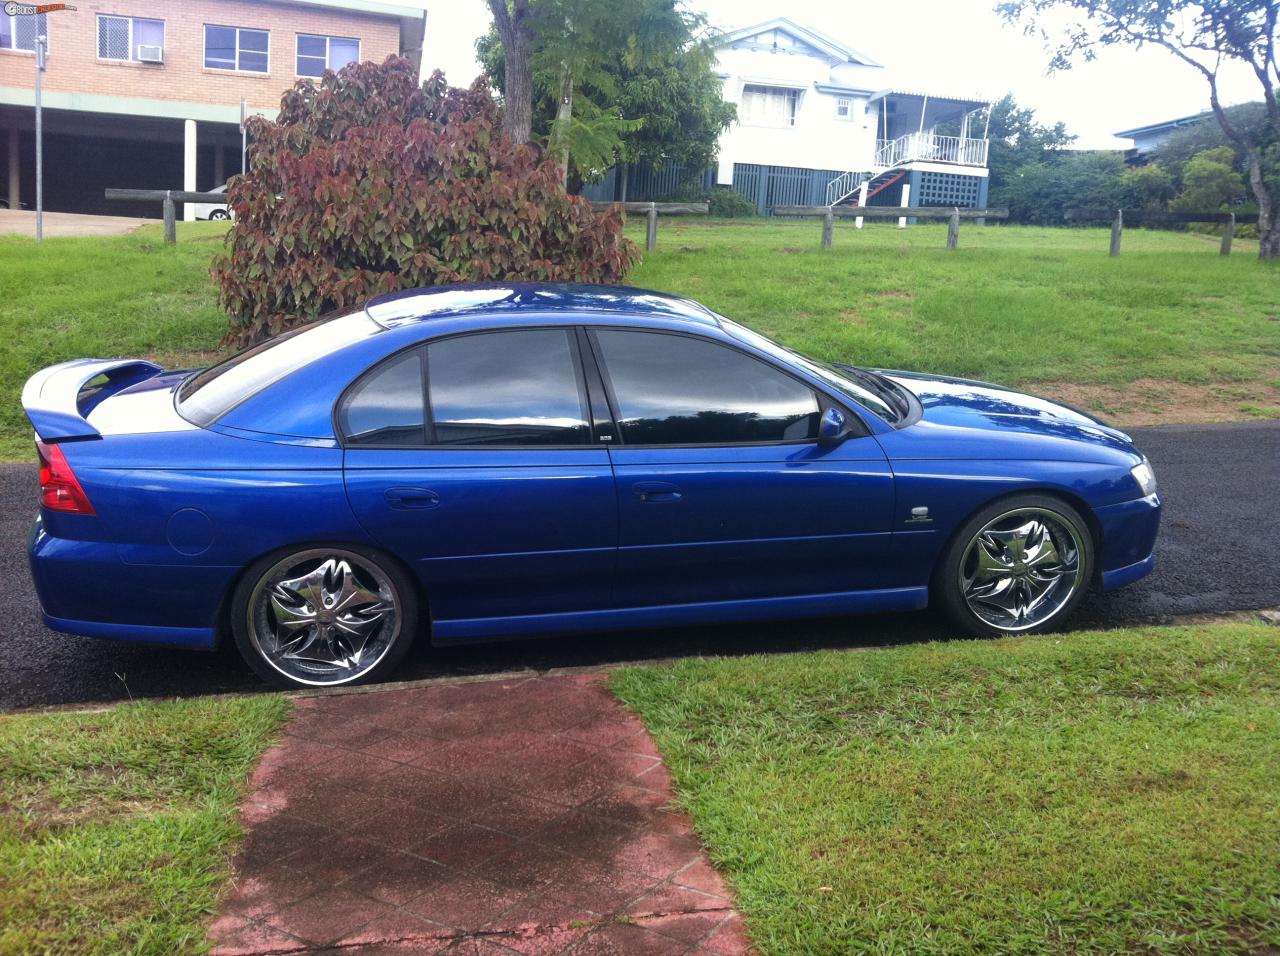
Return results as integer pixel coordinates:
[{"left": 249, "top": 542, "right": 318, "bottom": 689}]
[
  {"left": 178, "top": 312, "right": 377, "bottom": 427},
  {"left": 594, "top": 331, "right": 820, "bottom": 445},
  {"left": 205, "top": 24, "right": 267, "bottom": 72},
  {"left": 297, "top": 33, "right": 359, "bottom": 77},
  {"left": 340, "top": 349, "right": 425, "bottom": 446},
  {"left": 426, "top": 330, "right": 589, "bottom": 446}
]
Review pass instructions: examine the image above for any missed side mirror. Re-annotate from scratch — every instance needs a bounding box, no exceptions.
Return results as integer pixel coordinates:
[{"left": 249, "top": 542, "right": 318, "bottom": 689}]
[{"left": 817, "top": 407, "right": 851, "bottom": 448}]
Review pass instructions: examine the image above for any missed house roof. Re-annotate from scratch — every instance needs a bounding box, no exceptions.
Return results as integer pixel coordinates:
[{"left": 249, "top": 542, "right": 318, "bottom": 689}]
[
  {"left": 1113, "top": 113, "right": 1206, "bottom": 139},
  {"left": 716, "top": 18, "right": 883, "bottom": 68},
  {"left": 867, "top": 89, "right": 990, "bottom": 109}
]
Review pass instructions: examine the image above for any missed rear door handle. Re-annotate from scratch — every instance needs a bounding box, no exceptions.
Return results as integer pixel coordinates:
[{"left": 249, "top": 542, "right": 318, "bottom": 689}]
[
  {"left": 632, "top": 481, "right": 682, "bottom": 503},
  {"left": 384, "top": 487, "right": 440, "bottom": 510}
]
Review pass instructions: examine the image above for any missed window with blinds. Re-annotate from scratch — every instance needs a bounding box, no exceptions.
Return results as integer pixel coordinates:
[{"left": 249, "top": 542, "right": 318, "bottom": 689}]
[{"left": 740, "top": 85, "right": 800, "bottom": 128}]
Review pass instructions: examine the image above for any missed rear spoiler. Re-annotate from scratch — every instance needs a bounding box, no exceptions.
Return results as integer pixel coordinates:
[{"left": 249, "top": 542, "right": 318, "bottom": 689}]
[{"left": 22, "top": 358, "right": 163, "bottom": 442}]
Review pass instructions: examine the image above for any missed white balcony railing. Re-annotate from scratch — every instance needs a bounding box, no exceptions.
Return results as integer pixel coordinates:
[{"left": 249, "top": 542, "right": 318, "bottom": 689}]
[{"left": 874, "top": 133, "right": 989, "bottom": 170}]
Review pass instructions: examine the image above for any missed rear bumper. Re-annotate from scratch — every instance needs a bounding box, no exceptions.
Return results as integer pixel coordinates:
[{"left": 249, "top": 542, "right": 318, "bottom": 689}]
[
  {"left": 29, "top": 517, "right": 223, "bottom": 650},
  {"left": 1095, "top": 493, "right": 1161, "bottom": 592}
]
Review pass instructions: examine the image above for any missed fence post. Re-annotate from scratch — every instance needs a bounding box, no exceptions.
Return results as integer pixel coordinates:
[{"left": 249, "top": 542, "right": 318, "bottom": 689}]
[
  {"left": 162, "top": 191, "right": 177, "bottom": 245},
  {"left": 822, "top": 206, "right": 834, "bottom": 248},
  {"left": 946, "top": 207, "right": 960, "bottom": 250},
  {"left": 1220, "top": 212, "right": 1235, "bottom": 256},
  {"left": 645, "top": 203, "right": 657, "bottom": 251},
  {"left": 898, "top": 183, "right": 911, "bottom": 228},
  {"left": 855, "top": 180, "right": 869, "bottom": 229},
  {"left": 1109, "top": 208, "right": 1122, "bottom": 257}
]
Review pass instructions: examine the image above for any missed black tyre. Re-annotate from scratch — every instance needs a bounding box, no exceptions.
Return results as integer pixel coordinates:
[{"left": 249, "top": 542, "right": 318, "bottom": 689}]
[
  {"left": 935, "top": 494, "right": 1094, "bottom": 637},
  {"left": 230, "top": 544, "right": 418, "bottom": 689},
  {"left": 209, "top": 209, "right": 230, "bottom": 220}
]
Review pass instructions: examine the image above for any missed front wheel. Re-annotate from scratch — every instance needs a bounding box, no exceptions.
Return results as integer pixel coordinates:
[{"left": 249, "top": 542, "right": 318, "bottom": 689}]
[
  {"left": 208, "top": 209, "right": 230, "bottom": 221},
  {"left": 230, "top": 545, "right": 418, "bottom": 689},
  {"left": 935, "top": 494, "right": 1093, "bottom": 637}
]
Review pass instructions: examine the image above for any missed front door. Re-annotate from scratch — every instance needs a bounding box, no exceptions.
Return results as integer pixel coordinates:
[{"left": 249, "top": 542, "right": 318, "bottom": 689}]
[
  {"left": 588, "top": 329, "right": 895, "bottom": 607},
  {"left": 342, "top": 328, "right": 616, "bottom": 628}
]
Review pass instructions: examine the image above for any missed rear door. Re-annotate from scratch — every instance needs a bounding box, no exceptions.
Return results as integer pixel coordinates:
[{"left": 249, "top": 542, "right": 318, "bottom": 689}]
[
  {"left": 342, "top": 328, "right": 617, "bottom": 629},
  {"left": 589, "top": 328, "right": 896, "bottom": 606}
]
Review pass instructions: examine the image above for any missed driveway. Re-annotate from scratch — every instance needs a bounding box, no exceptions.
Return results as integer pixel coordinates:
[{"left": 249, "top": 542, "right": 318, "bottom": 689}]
[
  {"left": 2, "top": 420, "right": 1277, "bottom": 710},
  {"left": 0, "top": 209, "right": 151, "bottom": 237}
]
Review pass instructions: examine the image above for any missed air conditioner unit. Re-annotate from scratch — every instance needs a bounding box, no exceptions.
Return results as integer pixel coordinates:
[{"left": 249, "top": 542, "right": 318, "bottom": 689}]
[{"left": 137, "top": 45, "right": 164, "bottom": 64}]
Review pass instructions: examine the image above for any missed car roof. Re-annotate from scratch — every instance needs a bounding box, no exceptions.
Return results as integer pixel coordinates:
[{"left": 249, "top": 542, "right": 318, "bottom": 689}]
[{"left": 364, "top": 283, "right": 722, "bottom": 331}]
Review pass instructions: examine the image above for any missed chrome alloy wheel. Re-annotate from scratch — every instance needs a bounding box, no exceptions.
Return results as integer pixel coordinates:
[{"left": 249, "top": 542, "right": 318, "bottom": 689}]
[
  {"left": 246, "top": 549, "right": 400, "bottom": 686},
  {"left": 958, "top": 508, "right": 1085, "bottom": 632}
]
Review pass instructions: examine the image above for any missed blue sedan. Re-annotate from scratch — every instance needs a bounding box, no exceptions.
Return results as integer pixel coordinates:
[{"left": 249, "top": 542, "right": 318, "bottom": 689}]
[{"left": 24, "top": 284, "right": 1160, "bottom": 689}]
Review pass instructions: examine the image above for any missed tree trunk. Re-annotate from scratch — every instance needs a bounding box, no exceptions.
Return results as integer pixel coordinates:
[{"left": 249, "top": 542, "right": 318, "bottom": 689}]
[
  {"left": 1244, "top": 146, "right": 1280, "bottom": 260},
  {"left": 487, "top": 0, "right": 533, "bottom": 144},
  {"left": 618, "top": 163, "right": 629, "bottom": 202},
  {"left": 553, "top": 66, "right": 574, "bottom": 188}
]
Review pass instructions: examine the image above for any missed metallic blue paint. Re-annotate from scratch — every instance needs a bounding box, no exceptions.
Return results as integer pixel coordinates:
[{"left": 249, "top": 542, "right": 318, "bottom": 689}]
[{"left": 23, "top": 283, "right": 1161, "bottom": 657}]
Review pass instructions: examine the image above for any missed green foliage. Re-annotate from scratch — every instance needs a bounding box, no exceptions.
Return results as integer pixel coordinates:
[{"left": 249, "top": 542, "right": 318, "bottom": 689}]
[
  {"left": 0, "top": 694, "right": 288, "bottom": 953},
  {"left": 612, "top": 622, "right": 1280, "bottom": 955},
  {"left": 478, "top": 0, "right": 731, "bottom": 190},
  {"left": 1173, "top": 146, "right": 1248, "bottom": 211},
  {"left": 706, "top": 188, "right": 757, "bottom": 218},
  {"left": 1121, "top": 163, "right": 1177, "bottom": 210},
  {"left": 211, "top": 58, "right": 638, "bottom": 346},
  {"left": 976, "top": 94, "right": 1076, "bottom": 201},
  {"left": 996, "top": 150, "right": 1129, "bottom": 223}
]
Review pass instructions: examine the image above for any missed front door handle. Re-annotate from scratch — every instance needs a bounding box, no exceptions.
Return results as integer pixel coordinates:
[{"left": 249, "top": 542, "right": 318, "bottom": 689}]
[
  {"left": 384, "top": 487, "right": 440, "bottom": 510},
  {"left": 632, "top": 481, "right": 682, "bottom": 503}
]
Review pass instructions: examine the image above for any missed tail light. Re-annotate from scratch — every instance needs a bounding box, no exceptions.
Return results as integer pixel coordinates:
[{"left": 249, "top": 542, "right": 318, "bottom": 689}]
[{"left": 36, "top": 440, "right": 96, "bottom": 515}]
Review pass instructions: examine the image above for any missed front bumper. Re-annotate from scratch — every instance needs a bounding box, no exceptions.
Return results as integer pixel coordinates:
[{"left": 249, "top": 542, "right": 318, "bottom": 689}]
[{"left": 1095, "top": 493, "right": 1161, "bottom": 591}]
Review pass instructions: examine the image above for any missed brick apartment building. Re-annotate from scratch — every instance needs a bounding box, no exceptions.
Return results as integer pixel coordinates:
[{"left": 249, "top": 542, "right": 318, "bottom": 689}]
[{"left": 0, "top": 0, "right": 425, "bottom": 216}]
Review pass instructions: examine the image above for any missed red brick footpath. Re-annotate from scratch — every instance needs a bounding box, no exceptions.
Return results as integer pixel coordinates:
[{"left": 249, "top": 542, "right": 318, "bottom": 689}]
[{"left": 209, "top": 673, "right": 752, "bottom": 955}]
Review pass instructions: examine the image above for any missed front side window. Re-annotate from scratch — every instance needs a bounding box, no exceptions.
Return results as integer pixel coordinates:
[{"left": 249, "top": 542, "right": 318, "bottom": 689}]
[
  {"left": 97, "top": 15, "right": 164, "bottom": 62},
  {"left": 296, "top": 33, "right": 359, "bottom": 76},
  {"left": 593, "top": 330, "right": 820, "bottom": 445},
  {"left": 204, "top": 24, "right": 269, "bottom": 72},
  {"left": 740, "top": 84, "right": 799, "bottom": 128},
  {"left": 1, "top": 12, "right": 47, "bottom": 52}
]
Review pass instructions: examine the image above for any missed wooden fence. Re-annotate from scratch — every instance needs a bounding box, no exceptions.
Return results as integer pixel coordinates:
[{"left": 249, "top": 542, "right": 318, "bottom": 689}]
[
  {"left": 1064, "top": 207, "right": 1260, "bottom": 256},
  {"left": 772, "top": 205, "right": 1010, "bottom": 249},
  {"left": 589, "top": 200, "right": 709, "bottom": 250},
  {"left": 105, "top": 188, "right": 226, "bottom": 243}
]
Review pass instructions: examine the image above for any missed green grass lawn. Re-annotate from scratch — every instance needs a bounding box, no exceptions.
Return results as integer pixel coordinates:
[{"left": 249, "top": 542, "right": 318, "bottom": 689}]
[
  {"left": 611, "top": 621, "right": 1280, "bottom": 955},
  {"left": 0, "top": 694, "right": 288, "bottom": 955},
  {"left": 1, "top": 218, "right": 1277, "bottom": 460}
]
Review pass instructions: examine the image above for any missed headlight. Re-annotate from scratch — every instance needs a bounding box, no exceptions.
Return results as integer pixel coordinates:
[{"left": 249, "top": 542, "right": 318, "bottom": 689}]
[{"left": 1130, "top": 460, "right": 1157, "bottom": 497}]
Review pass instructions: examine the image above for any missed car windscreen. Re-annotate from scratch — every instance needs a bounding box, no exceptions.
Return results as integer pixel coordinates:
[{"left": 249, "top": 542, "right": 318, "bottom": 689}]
[{"left": 177, "top": 311, "right": 377, "bottom": 427}]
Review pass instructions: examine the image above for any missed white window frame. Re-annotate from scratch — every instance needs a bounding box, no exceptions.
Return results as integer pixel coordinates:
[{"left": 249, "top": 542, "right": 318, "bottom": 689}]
[
  {"left": 0, "top": 12, "right": 48, "bottom": 53},
  {"left": 740, "top": 84, "right": 801, "bottom": 129},
  {"left": 835, "top": 97, "right": 852, "bottom": 120},
  {"left": 295, "top": 32, "right": 360, "bottom": 77},
  {"left": 96, "top": 14, "right": 165, "bottom": 63},
  {"left": 203, "top": 24, "right": 270, "bottom": 74}
]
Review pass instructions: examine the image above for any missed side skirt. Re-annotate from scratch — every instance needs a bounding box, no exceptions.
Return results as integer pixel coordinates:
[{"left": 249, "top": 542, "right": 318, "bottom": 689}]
[{"left": 431, "top": 586, "right": 930, "bottom": 643}]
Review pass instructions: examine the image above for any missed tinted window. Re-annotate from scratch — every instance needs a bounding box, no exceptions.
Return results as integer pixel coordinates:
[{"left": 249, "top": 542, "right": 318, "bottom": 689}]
[
  {"left": 340, "top": 349, "right": 425, "bottom": 446},
  {"left": 426, "top": 330, "right": 589, "bottom": 446},
  {"left": 178, "top": 312, "right": 376, "bottom": 427},
  {"left": 594, "top": 330, "right": 820, "bottom": 445}
]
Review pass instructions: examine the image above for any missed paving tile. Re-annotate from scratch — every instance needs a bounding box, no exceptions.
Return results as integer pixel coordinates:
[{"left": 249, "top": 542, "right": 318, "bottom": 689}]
[
  {"left": 569, "top": 921, "right": 692, "bottom": 955},
  {"left": 267, "top": 886, "right": 392, "bottom": 946},
  {"left": 212, "top": 674, "right": 750, "bottom": 956},
  {"left": 416, "top": 822, "right": 523, "bottom": 869}
]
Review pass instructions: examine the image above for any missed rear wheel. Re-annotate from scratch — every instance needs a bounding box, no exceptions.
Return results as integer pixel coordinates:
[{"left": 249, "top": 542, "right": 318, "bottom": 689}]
[
  {"left": 209, "top": 209, "right": 230, "bottom": 221},
  {"left": 230, "top": 545, "right": 418, "bottom": 689},
  {"left": 935, "top": 494, "right": 1093, "bottom": 637}
]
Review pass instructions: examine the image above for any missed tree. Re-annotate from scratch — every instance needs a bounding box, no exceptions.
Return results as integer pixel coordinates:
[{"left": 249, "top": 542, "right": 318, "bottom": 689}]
[
  {"left": 485, "top": 0, "right": 534, "bottom": 143},
  {"left": 212, "top": 59, "right": 637, "bottom": 347},
  {"left": 997, "top": 0, "right": 1280, "bottom": 258},
  {"left": 978, "top": 94, "right": 1076, "bottom": 197},
  {"left": 1121, "top": 162, "right": 1178, "bottom": 209},
  {"left": 479, "top": 0, "right": 716, "bottom": 187},
  {"left": 998, "top": 150, "right": 1128, "bottom": 222},
  {"left": 1173, "top": 145, "right": 1248, "bottom": 208}
]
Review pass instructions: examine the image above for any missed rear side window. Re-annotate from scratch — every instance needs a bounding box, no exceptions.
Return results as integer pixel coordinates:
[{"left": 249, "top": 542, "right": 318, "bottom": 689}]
[
  {"left": 178, "top": 312, "right": 376, "bottom": 427},
  {"left": 427, "top": 330, "right": 590, "bottom": 446},
  {"left": 338, "top": 328, "right": 591, "bottom": 447},
  {"left": 340, "top": 349, "right": 425, "bottom": 445},
  {"left": 593, "top": 330, "right": 820, "bottom": 445}
]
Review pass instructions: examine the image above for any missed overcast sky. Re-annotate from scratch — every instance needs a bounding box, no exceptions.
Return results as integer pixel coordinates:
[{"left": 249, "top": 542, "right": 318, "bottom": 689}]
[{"left": 416, "top": 0, "right": 1262, "bottom": 149}]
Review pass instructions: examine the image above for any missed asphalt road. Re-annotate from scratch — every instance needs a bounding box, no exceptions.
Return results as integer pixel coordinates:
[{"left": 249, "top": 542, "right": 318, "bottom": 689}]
[{"left": 2, "top": 420, "right": 1277, "bottom": 711}]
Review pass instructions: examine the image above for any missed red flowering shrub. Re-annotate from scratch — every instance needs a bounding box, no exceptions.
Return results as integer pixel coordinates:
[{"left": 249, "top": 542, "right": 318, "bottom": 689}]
[{"left": 212, "top": 58, "right": 637, "bottom": 346}]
